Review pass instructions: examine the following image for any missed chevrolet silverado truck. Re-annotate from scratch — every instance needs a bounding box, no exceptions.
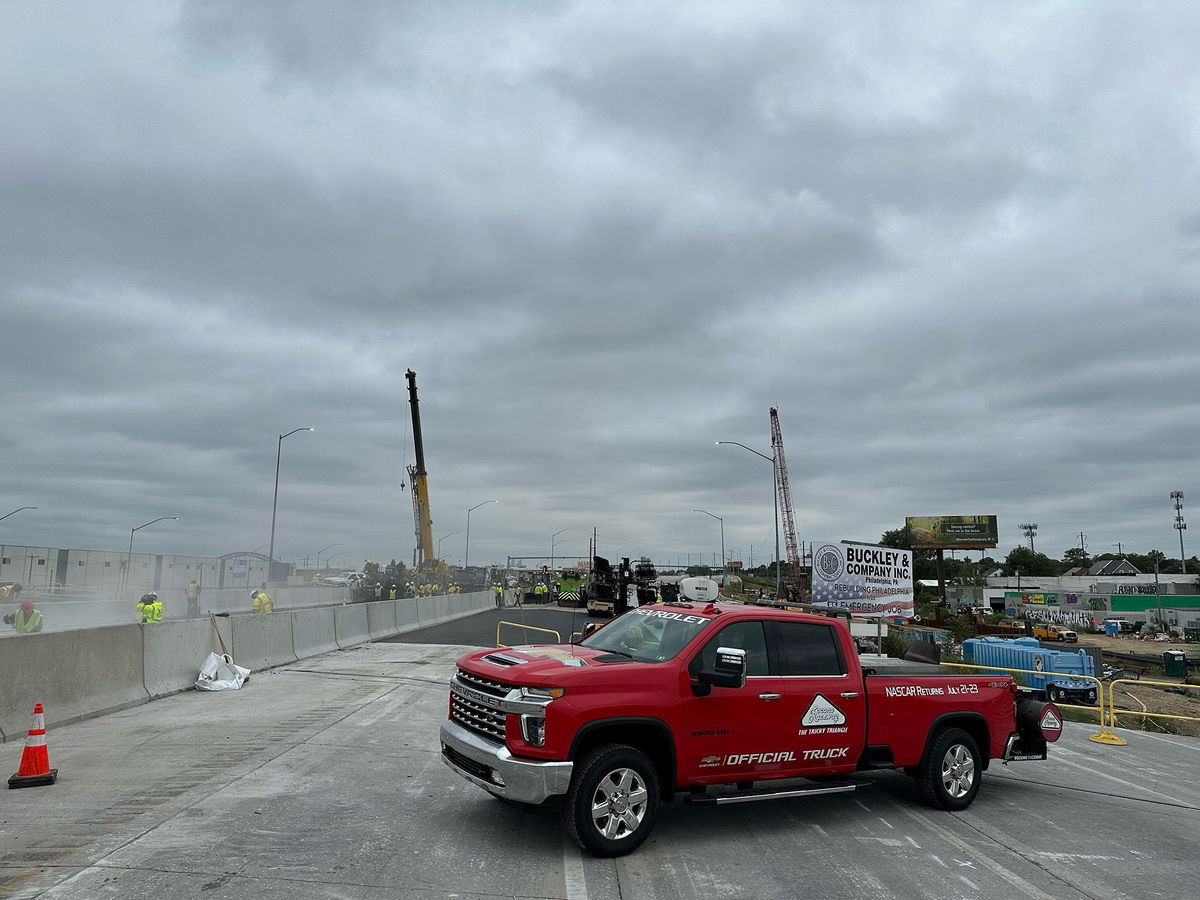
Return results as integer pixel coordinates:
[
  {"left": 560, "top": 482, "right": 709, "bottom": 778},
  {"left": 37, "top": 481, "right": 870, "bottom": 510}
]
[{"left": 440, "top": 600, "right": 1063, "bottom": 856}]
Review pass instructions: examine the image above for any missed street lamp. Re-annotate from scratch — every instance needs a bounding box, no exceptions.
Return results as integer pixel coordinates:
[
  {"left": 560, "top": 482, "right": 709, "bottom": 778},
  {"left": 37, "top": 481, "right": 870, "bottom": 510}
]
[
  {"left": 267, "top": 426, "right": 314, "bottom": 583},
  {"left": 717, "top": 441, "right": 781, "bottom": 598},
  {"left": 316, "top": 543, "right": 343, "bottom": 570},
  {"left": 121, "top": 516, "right": 179, "bottom": 598},
  {"left": 464, "top": 499, "right": 498, "bottom": 569},
  {"left": 0, "top": 506, "right": 37, "bottom": 522},
  {"left": 693, "top": 509, "right": 725, "bottom": 587},
  {"left": 438, "top": 531, "right": 462, "bottom": 559},
  {"left": 551, "top": 529, "right": 570, "bottom": 574}
]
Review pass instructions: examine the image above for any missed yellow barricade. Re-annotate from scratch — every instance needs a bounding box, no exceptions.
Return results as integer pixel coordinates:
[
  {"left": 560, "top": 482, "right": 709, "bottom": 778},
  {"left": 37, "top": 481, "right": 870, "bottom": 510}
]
[
  {"left": 495, "top": 621, "right": 561, "bottom": 648},
  {"left": 940, "top": 660, "right": 1112, "bottom": 744},
  {"left": 1104, "top": 678, "right": 1200, "bottom": 742}
]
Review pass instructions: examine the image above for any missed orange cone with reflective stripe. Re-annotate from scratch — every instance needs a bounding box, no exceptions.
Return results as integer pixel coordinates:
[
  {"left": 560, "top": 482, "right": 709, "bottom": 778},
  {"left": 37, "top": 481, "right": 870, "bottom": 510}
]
[{"left": 8, "top": 703, "right": 58, "bottom": 789}]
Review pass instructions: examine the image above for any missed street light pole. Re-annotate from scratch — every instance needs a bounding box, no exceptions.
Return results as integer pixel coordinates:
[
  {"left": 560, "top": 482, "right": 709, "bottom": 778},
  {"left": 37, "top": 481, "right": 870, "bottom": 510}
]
[
  {"left": 438, "top": 531, "right": 462, "bottom": 559},
  {"left": 316, "top": 542, "right": 342, "bottom": 571},
  {"left": 464, "top": 499, "right": 498, "bottom": 569},
  {"left": 693, "top": 509, "right": 725, "bottom": 587},
  {"left": 717, "top": 441, "right": 781, "bottom": 598},
  {"left": 267, "top": 426, "right": 313, "bottom": 584},
  {"left": 551, "top": 529, "right": 569, "bottom": 575},
  {"left": 0, "top": 506, "right": 37, "bottom": 523},
  {"left": 121, "top": 516, "right": 180, "bottom": 598}
]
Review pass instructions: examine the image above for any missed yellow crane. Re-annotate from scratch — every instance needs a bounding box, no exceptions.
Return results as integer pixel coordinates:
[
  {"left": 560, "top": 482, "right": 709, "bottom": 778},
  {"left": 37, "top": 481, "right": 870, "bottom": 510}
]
[{"left": 405, "top": 369, "right": 434, "bottom": 567}]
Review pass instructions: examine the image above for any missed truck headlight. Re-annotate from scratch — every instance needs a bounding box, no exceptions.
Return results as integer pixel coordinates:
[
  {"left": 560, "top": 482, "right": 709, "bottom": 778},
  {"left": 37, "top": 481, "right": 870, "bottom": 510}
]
[{"left": 519, "top": 686, "right": 566, "bottom": 700}]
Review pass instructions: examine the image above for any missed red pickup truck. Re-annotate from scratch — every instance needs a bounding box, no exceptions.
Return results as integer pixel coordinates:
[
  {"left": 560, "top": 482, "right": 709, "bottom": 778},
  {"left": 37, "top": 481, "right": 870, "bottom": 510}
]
[{"left": 440, "top": 601, "right": 1062, "bottom": 856}]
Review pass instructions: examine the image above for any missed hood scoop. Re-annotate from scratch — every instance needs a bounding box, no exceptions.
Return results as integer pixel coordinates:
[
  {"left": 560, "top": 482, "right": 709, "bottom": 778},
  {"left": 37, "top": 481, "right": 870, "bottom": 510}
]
[{"left": 483, "top": 652, "right": 527, "bottom": 667}]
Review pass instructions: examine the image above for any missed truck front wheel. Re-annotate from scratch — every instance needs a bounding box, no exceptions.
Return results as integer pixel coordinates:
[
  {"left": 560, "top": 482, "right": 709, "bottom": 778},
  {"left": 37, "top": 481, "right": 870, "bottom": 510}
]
[
  {"left": 564, "top": 743, "right": 660, "bottom": 857},
  {"left": 918, "top": 727, "right": 981, "bottom": 811}
]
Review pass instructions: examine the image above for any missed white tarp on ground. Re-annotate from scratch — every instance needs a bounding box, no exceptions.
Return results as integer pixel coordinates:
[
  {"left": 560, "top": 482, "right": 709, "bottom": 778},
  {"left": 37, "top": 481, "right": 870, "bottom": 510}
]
[{"left": 194, "top": 652, "right": 250, "bottom": 691}]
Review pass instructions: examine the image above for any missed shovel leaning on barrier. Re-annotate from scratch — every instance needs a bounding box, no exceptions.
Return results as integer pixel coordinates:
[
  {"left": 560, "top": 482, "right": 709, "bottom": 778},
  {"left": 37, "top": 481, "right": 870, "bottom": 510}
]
[{"left": 194, "top": 613, "right": 251, "bottom": 691}]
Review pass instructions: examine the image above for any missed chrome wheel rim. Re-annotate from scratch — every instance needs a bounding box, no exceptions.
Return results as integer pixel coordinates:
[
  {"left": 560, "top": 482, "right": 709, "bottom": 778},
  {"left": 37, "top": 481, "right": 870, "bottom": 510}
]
[
  {"left": 590, "top": 767, "right": 649, "bottom": 839},
  {"left": 941, "top": 744, "right": 975, "bottom": 799}
]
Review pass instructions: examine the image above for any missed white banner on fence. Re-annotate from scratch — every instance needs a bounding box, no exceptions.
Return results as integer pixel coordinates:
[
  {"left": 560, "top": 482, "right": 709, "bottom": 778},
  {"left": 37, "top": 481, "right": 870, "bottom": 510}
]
[{"left": 810, "top": 541, "right": 914, "bottom": 618}]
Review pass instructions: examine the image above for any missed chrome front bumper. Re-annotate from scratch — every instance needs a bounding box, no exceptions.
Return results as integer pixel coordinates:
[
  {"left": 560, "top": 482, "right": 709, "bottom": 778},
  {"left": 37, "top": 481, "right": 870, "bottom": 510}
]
[{"left": 439, "top": 719, "right": 573, "bottom": 805}]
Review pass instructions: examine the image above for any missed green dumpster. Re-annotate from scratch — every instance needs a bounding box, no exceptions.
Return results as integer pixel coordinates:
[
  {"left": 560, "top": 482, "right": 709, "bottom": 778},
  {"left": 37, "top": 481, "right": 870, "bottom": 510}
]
[{"left": 1163, "top": 650, "right": 1188, "bottom": 678}]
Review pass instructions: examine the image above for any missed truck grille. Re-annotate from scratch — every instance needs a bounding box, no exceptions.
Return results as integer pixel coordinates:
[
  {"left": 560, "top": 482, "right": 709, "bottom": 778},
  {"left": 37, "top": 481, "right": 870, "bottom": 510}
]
[{"left": 450, "top": 669, "right": 511, "bottom": 741}]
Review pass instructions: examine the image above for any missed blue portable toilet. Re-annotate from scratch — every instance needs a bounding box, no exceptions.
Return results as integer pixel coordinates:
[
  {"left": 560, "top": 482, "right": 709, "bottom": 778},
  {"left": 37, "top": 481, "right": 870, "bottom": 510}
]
[{"left": 1105, "top": 620, "right": 1120, "bottom": 638}]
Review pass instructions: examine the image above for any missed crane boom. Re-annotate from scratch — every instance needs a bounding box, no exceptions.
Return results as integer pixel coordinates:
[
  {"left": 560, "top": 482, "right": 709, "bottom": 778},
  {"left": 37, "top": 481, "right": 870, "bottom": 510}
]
[
  {"left": 770, "top": 407, "right": 804, "bottom": 598},
  {"left": 405, "top": 369, "right": 433, "bottom": 566}
]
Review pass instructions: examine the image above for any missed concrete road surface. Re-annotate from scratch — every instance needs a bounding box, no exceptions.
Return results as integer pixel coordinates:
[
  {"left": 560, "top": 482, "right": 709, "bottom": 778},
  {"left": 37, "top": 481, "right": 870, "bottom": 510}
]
[{"left": 1, "top": 618, "right": 1198, "bottom": 898}]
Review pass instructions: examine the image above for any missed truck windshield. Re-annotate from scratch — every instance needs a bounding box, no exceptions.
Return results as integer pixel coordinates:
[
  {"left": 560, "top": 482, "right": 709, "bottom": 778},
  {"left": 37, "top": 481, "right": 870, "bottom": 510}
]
[{"left": 580, "top": 606, "right": 711, "bottom": 662}]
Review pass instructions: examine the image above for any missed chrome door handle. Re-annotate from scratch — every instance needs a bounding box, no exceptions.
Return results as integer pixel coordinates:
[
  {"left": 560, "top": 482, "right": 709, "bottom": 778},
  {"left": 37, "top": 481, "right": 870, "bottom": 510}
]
[
  {"left": 758, "top": 693, "right": 782, "bottom": 701},
  {"left": 839, "top": 692, "right": 860, "bottom": 698}
]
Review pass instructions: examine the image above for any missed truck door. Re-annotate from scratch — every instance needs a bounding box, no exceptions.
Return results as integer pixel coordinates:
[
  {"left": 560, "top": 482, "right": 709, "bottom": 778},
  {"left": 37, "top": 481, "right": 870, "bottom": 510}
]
[
  {"left": 680, "top": 620, "right": 800, "bottom": 783},
  {"left": 767, "top": 620, "right": 866, "bottom": 774}
]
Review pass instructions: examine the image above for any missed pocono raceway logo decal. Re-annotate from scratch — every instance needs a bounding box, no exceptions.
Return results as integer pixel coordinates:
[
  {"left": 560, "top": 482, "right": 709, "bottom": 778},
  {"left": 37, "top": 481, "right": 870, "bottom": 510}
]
[
  {"left": 1040, "top": 708, "right": 1063, "bottom": 731},
  {"left": 799, "top": 694, "right": 849, "bottom": 734}
]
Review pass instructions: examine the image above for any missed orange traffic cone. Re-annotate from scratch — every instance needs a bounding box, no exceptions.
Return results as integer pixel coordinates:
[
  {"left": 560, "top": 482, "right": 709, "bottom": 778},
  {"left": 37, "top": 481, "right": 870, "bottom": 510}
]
[{"left": 8, "top": 703, "right": 58, "bottom": 789}]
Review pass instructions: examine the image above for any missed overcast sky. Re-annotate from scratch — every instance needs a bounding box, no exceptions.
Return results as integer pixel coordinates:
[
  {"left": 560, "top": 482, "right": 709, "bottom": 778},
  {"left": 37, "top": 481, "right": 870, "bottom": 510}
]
[{"left": 2, "top": 1, "right": 1198, "bottom": 572}]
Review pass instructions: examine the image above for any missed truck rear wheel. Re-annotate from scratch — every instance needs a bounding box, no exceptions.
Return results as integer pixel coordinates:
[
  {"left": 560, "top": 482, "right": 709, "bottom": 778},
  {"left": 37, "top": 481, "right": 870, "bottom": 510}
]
[
  {"left": 564, "top": 743, "right": 660, "bottom": 857},
  {"left": 918, "top": 727, "right": 981, "bottom": 811}
]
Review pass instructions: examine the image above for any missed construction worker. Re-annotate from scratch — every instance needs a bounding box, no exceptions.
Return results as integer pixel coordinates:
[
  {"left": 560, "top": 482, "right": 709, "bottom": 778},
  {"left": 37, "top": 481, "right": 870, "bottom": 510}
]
[
  {"left": 137, "top": 592, "right": 163, "bottom": 624},
  {"left": 3, "top": 597, "right": 43, "bottom": 633},
  {"left": 534, "top": 582, "right": 548, "bottom": 603},
  {"left": 185, "top": 579, "right": 201, "bottom": 618},
  {"left": 492, "top": 583, "right": 503, "bottom": 608},
  {"left": 251, "top": 589, "right": 274, "bottom": 614},
  {"left": 374, "top": 582, "right": 383, "bottom": 600}
]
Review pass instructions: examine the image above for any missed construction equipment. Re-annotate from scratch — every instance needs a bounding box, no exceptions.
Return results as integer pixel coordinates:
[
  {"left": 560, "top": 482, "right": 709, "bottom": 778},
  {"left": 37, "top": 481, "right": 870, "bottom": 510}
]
[
  {"left": 405, "top": 369, "right": 434, "bottom": 567},
  {"left": 769, "top": 407, "right": 806, "bottom": 600}
]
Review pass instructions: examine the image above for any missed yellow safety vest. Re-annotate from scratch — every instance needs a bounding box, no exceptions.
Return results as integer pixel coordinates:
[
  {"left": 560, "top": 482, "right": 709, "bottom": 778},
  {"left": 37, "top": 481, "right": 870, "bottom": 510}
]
[
  {"left": 252, "top": 592, "right": 273, "bottom": 614},
  {"left": 14, "top": 608, "right": 43, "bottom": 633}
]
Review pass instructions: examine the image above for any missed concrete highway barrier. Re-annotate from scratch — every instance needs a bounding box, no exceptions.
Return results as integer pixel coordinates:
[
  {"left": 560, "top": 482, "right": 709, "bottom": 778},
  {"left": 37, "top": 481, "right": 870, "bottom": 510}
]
[
  {"left": 366, "top": 600, "right": 397, "bottom": 640},
  {"left": 334, "top": 604, "right": 371, "bottom": 648},
  {"left": 143, "top": 617, "right": 233, "bottom": 699},
  {"left": 0, "top": 624, "right": 148, "bottom": 743},
  {"left": 0, "top": 590, "right": 496, "bottom": 742},
  {"left": 231, "top": 613, "right": 298, "bottom": 672},
  {"left": 290, "top": 607, "right": 339, "bottom": 659}
]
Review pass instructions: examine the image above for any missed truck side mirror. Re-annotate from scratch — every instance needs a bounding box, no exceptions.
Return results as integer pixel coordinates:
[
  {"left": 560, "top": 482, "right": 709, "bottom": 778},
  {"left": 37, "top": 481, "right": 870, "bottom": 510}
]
[
  {"left": 696, "top": 646, "right": 747, "bottom": 691},
  {"left": 582, "top": 622, "right": 599, "bottom": 638}
]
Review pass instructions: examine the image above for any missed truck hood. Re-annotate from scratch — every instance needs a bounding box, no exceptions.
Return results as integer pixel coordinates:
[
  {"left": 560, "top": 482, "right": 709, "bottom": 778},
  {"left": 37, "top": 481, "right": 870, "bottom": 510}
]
[{"left": 458, "top": 644, "right": 633, "bottom": 686}]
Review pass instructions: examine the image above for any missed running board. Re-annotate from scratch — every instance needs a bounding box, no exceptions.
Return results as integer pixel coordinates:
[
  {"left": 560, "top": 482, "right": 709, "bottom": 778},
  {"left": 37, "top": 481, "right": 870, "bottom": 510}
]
[{"left": 684, "top": 781, "right": 857, "bottom": 806}]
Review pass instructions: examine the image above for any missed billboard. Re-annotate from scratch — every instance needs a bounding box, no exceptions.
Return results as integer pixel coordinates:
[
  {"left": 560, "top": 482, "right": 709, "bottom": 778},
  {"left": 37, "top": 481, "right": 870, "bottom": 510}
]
[
  {"left": 906, "top": 515, "right": 998, "bottom": 549},
  {"left": 810, "top": 541, "right": 914, "bottom": 618}
]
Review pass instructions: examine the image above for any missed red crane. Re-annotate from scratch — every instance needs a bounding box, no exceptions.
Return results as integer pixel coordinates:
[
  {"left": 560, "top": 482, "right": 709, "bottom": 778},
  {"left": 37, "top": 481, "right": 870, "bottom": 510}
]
[{"left": 770, "top": 407, "right": 805, "bottom": 599}]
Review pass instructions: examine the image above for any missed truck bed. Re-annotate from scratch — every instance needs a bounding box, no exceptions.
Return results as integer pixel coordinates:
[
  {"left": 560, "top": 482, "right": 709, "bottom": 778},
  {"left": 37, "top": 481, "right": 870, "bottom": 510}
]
[{"left": 859, "top": 655, "right": 947, "bottom": 677}]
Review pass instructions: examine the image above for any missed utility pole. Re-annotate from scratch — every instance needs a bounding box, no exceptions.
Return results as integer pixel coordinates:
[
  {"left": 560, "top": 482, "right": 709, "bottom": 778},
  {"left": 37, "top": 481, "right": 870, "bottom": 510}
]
[{"left": 1172, "top": 491, "right": 1187, "bottom": 574}]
